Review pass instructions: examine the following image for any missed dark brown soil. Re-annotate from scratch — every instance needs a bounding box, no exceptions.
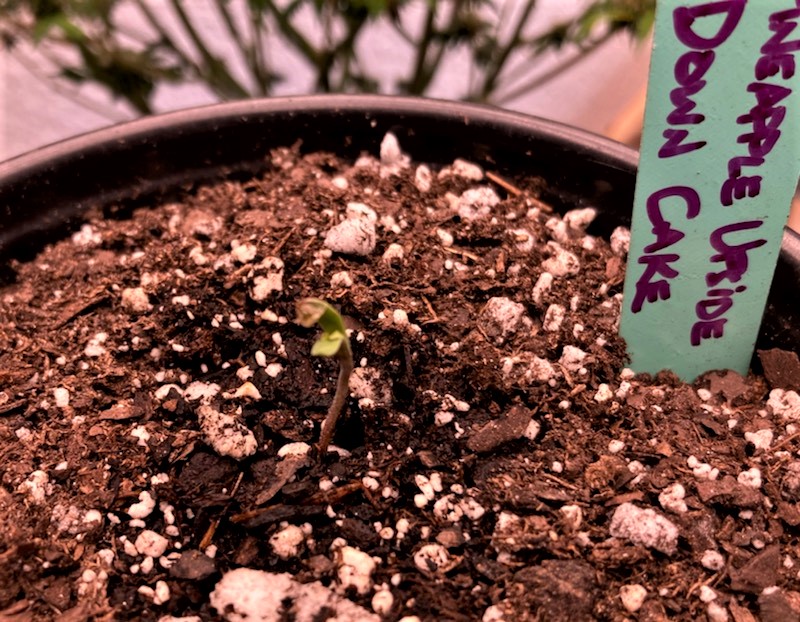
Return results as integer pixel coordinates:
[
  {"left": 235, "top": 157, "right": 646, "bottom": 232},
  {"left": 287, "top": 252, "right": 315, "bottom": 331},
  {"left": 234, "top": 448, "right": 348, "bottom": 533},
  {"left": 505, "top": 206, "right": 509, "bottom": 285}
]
[{"left": 1, "top": 138, "right": 800, "bottom": 622}]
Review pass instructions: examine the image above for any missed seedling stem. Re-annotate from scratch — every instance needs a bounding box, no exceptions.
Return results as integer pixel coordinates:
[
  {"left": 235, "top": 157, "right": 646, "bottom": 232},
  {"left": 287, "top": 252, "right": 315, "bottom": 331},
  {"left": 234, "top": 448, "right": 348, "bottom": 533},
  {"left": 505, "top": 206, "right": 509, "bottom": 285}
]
[{"left": 296, "top": 298, "right": 353, "bottom": 455}]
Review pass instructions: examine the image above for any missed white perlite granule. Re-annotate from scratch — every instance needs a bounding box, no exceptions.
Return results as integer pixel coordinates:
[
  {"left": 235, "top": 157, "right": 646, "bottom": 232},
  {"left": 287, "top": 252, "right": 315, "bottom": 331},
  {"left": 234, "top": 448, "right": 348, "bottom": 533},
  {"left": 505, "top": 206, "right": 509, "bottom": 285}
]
[
  {"left": 609, "top": 503, "right": 679, "bottom": 555},
  {"left": 121, "top": 287, "right": 152, "bottom": 313},
  {"left": 542, "top": 304, "right": 566, "bottom": 333},
  {"left": 414, "top": 165, "right": 432, "bottom": 192},
  {"left": 371, "top": 587, "right": 394, "bottom": 615},
  {"left": 594, "top": 384, "right": 613, "bottom": 403},
  {"left": 379, "top": 132, "right": 410, "bottom": 177},
  {"left": 135, "top": 530, "right": 169, "bottom": 558},
  {"left": 737, "top": 467, "right": 762, "bottom": 489},
  {"left": 541, "top": 241, "right": 580, "bottom": 276},
  {"left": 450, "top": 158, "right": 484, "bottom": 180},
  {"left": 563, "top": 207, "right": 597, "bottom": 231},
  {"left": 324, "top": 217, "right": 377, "bottom": 256},
  {"left": 658, "top": 483, "right": 688, "bottom": 514},
  {"left": 250, "top": 257, "right": 285, "bottom": 301},
  {"left": 701, "top": 549, "right": 725, "bottom": 571},
  {"left": 128, "top": 490, "right": 157, "bottom": 519},
  {"left": 559, "top": 345, "right": 588, "bottom": 372},
  {"left": 744, "top": 429, "right": 773, "bottom": 450},
  {"left": 337, "top": 546, "right": 376, "bottom": 595},
  {"left": 767, "top": 389, "right": 800, "bottom": 421},
  {"left": 480, "top": 297, "right": 530, "bottom": 343},
  {"left": 455, "top": 187, "right": 500, "bottom": 221},
  {"left": 269, "top": 525, "right": 307, "bottom": 560},
  {"left": 532, "top": 272, "right": 553, "bottom": 304},
  {"left": 197, "top": 404, "right": 257, "bottom": 460},
  {"left": 210, "top": 568, "right": 379, "bottom": 622},
  {"left": 501, "top": 354, "right": 557, "bottom": 386},
  {"left": 19, "top": 470, "right": 52, "bottom": 504},
  {"left": 413, "top": 543, "right": 452, "bottom": 574},
  {"left": 610, "top": 226, "right": 631, "bottom": 256},
  {"left": 619, "top": 584, "right": 647, "bottom": 613}
]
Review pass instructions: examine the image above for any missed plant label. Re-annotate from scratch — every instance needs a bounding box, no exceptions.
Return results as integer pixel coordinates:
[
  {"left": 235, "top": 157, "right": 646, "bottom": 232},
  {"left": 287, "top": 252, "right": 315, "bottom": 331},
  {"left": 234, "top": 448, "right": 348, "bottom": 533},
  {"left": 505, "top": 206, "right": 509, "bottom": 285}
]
[{"left": 620, "top": 0, "right": 800, "bottom": 381}]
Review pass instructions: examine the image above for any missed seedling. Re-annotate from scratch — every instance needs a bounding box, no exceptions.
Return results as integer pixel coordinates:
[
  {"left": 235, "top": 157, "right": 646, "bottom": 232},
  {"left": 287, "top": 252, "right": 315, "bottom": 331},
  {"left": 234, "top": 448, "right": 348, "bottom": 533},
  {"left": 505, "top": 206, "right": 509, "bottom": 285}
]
[{"left": 295, "top": 298, "right": 353, "bottom": 455}]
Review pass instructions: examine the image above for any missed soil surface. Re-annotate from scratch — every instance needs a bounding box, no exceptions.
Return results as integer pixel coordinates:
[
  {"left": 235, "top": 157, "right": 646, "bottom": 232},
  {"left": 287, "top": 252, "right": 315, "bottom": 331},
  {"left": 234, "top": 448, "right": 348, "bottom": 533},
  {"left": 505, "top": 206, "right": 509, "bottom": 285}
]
[{"left": 2, "top": 136, "right": 800, "bottom": 622}]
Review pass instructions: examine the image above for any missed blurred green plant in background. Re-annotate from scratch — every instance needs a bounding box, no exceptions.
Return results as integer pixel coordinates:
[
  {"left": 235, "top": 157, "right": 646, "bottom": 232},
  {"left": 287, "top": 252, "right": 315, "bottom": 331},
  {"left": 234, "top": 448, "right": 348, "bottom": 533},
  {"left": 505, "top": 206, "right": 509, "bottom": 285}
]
[{"left": 0, "top": 0, "right": 654, "bottom": 116}]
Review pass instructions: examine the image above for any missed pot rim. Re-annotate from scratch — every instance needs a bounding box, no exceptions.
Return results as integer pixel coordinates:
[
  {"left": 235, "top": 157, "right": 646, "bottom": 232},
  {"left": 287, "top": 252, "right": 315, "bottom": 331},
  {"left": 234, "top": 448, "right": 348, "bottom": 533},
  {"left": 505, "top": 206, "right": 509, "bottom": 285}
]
[{"left": 1, "top": 94, "right": 638, "bottom": 174}]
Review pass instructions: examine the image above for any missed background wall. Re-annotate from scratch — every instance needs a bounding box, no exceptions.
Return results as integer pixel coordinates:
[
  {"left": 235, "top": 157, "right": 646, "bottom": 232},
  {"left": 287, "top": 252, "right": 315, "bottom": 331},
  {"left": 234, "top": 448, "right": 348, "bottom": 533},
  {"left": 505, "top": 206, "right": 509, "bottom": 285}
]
[{"left": 0, "top": 0, "right": 651, "bottom": 162}]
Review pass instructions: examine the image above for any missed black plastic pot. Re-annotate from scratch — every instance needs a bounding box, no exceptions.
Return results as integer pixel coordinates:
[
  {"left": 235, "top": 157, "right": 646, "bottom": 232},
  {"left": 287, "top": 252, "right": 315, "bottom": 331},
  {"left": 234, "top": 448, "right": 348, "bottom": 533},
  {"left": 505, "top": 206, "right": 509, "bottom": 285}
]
[{"left": 1, "top": 95, "right": 798, "bottom": 361}]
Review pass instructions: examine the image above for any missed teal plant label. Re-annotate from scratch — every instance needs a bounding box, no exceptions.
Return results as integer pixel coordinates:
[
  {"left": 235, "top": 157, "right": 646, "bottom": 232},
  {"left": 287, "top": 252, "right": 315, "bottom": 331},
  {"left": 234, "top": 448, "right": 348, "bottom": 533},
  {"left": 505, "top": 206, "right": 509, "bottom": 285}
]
[{"left": 620, "top": 0, "right": 800, "bottom": 381}]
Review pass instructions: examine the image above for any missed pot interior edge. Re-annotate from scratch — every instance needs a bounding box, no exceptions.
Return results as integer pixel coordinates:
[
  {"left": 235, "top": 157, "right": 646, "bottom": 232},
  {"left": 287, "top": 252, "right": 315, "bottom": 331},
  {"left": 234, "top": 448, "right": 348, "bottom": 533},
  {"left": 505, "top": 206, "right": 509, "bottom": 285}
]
[{"left": 0, "top": 100, "right": 637, "bottom": 260}]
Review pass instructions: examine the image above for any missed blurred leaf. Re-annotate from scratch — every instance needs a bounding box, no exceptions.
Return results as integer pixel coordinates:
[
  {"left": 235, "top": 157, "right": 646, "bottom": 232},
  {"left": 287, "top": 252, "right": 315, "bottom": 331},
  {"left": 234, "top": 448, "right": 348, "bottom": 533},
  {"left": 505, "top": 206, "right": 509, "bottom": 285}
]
[
  {"left": 32, "top": 13, "right": 85, "bottom": 42},
  {"left": 71, "top": 43, "right": 185, "bottom": 113},
  {"left": 435, "top": 10, "right": 491, "bottom": 46},
  {"left": 59, "top": 66, "right": 86, "bottom": 82},
  {"left": 344, "top": 0, "right": 388, "bottom": 17},
  {"left": 634, "top": 5, "right": 655, "bottom": 40},
  {"left": 70, "top": 0, "right": 115, "bottom": 19},
  {"left": 472, "top": 36, "right": 499, "bottom": 66},
  {"left": 281, "top": 0, "right": 304, "bottom": 18},
  {"left": 3, "top": 0, "right": 656, "bottom": 116},
  {"left": 30, "top": 0, "right": 62, "bottom": 19},
  {"left": 530, "top": 0, "right": 654, "bottom": 53}
]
